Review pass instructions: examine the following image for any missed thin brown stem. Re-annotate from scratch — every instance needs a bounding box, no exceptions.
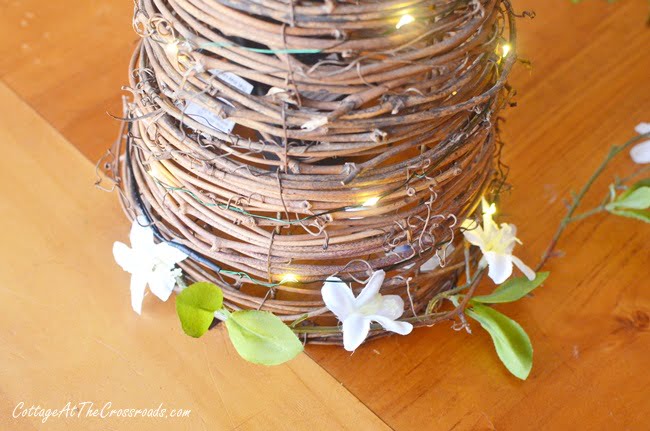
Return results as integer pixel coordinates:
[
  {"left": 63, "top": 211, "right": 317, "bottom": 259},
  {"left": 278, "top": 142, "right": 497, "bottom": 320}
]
[{"left": 536, "top": 132, "right": 649, "bottom": 272}]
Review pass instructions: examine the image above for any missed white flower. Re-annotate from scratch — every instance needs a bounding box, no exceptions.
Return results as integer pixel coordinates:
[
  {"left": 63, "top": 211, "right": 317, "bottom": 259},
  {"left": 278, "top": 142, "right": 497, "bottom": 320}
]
[
  {"left": 321, "top": 270, "right": 413, "bottom": 351},
  {"left": 630, "top": 123, "right": 650, "bottom": 164},
  {"left": 113, "top": 217, "right": 188, "bottom": 314},
  {"left": 461, "top": 198, "right": 535, "bottom": 284}
]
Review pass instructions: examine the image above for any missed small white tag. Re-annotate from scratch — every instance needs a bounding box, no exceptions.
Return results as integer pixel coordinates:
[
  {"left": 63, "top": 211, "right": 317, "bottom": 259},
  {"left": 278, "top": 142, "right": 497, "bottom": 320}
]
[
  {"left": 184, "top": 101, "right": 236, "bottom": 133},
  {"left": 420, "top": 244, "right": 456, "bottom": 272},
  {"left": 209, "top": 69, "right": 254, "bottom": 94},
  {"left": 183, "top": 70, "right": 254, "bottom": 134}
]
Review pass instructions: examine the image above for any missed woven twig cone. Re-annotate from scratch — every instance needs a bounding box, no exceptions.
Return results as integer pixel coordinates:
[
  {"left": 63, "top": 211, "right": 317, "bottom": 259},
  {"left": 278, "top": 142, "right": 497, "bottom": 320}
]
[{"left": 111, "top": 0, "right": 517, "bottom": 343}]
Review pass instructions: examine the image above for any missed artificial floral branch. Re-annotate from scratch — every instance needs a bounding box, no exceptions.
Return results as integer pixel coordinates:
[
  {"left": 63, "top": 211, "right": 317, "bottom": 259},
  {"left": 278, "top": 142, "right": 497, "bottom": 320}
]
[
  {"left": 291, "top": 267, "right": 487, "bottom": 335},
  {"left": 116, "top": 124, "right": 650, "bottom": 372},
  {"left": 536, "top": 131, "right": 650, "bottom": 271}
]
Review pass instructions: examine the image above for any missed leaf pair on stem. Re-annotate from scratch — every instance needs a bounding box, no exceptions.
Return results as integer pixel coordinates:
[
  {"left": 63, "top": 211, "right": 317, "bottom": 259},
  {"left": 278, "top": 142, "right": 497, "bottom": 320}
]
[{"left": 176, "top": 282, "right": 303, "bottom": 366}]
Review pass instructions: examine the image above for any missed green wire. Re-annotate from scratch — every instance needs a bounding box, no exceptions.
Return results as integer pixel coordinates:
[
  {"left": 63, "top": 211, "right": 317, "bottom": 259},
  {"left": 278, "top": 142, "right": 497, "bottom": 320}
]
[
  {"left": 219, "top": 270, "right": 283, "bottom": 287},
  {"left": 156, "top": 180, "right": 364, "bottom": 224},
  {"left": 148, "top": 112, "right": 485, "bottom": 287},
  {"left": 200, "top": 42, "right": 322, "bottom": 55}
]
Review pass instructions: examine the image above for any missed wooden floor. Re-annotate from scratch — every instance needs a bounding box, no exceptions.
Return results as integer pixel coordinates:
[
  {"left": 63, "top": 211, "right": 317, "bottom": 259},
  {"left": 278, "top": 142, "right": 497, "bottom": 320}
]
[{"left": 1, "top": 0, "right": 649, "bottom": 430}]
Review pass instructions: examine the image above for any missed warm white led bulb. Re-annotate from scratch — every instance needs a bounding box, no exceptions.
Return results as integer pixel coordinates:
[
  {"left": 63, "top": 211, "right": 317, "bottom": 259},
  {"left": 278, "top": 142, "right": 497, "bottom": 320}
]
[
  {"left": 501, "top": 43, "right": 512, "bottom": 58},
  {"left": 165, "top": 41, "right": 179, "bottom": 57},
  {"left": 396, "top": 14, "right": 415, "bottom": 29},
  {"left": 362, "top": 196, "right": 380, "bottom": 207},
  {"left": 149, "top": 162, "right": 179, "bottom": 186},
  {"left": 280, "top": 273, "right": 299, "bottom": 283}
]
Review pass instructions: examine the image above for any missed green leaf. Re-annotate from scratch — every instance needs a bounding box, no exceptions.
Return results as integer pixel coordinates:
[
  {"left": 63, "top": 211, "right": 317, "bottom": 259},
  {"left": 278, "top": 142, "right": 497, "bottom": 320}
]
[
  {"left": 605, "top": 180, "right": 650, "bottom": 223},
  {"left": 176, "top": 282, "right": 224, "bottom": 338},
  {"left": 466, "top": 303, "right": 533, "bottom": 380},
  {"left": 225, "top": 310, "right": 303, "bottom": 366},
  {"left": 472, "top": 272, "right": 550, "bottom": 304},
  {"left": 605, "top": 208, "right": 650, "bottom": 223},
  {"left": 607, "top": 187, "right": 650, "bottom": 210}
]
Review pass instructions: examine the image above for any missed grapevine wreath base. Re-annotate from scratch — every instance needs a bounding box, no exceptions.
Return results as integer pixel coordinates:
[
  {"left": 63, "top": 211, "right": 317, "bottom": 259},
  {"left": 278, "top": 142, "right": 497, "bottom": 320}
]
[{"left": 102, "top": 0, "right": 519, "bottom": 345}]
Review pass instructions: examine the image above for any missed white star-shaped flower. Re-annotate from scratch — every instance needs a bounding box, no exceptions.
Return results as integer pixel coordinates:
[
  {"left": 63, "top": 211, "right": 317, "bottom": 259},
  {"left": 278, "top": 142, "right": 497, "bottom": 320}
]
[
  {"left": 321, "top": 270, "right": 413, "bottom": 351},
  {"left": 630, "top": 122, "right": 650, "bottom": 164},
  {"left": 113, "top": 217, "right": 188, "bottom": 314},
  {"left": 461, "top": 198, "right": 535, "bottom": 284}
]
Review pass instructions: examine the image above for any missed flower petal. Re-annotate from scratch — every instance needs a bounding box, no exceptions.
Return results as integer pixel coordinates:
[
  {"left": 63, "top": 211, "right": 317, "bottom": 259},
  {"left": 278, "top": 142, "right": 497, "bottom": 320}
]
[
  {"left": 113, "top": 242, "right": 136, "bottom": 273},
  {"left": 355, "top": 270, "right": 385, "bottom": 307},
  {"left": 342, "top": 314, "right": 371, "bottom": 351},
  {"left": 630, "top": 140, "right": 650, "bottom": 164},
  {"left": 635, "top": 122, "right": 650, "bottom": 135},
  {"left": 370, "top": 315, "right": 413, "bottom": 336},
  {"left": 461, "top": 218, "right": 478, "bottom": 230},
  {"left": 484, "top": 251, "right": 513, "bottom": 284},
  {"left": 497, "top": 223, "right": 519, "bottom": 254},
  {"left": 154, "top": 242, "right": 188, "bottom": 266},
  {"left": 322, "top": 277, "right": 356, "bottom": 320},
  {"left": 481, "top": 197, "right": 491, "bottom": 213},
  {"left": 501, "top": 222, "right": 517, "bottom": 238},
  {"left": 130, "top": 272, "right": 148, "bottom": 315},
  {"left": 377, "top": 295, "right": 405, "bottom": 320},
  {"left": 130, "top": 217, "right": 155, "bottom": 251},
  {"left": 481, "top": 197, "right": 495, "bottom": 226},
  {"left": 148, "top": 267, "right": 177, "bottom": 301},
  {"left": 511, "top": 255, "right": 536, "bottom": 281},
  {"left": 461, "top": 220, "right": 486, "bottom": 248}
]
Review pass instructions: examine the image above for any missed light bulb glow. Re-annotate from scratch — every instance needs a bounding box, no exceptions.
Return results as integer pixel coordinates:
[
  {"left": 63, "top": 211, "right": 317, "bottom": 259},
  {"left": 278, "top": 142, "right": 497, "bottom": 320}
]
[
  {"left": 362, "top": 196, "right": 380, "bottom": 207},
  {"left": 149, "top": 162, "right": 178, "bottom": 186},
  {"left": 165, "top": 41, "right": 179, "bottom": 57},
  {"left": 501, "top": 43, "right": 512, "bottom": 58},
  {"left": 280, "top": 273, "right": 299, "bottom": 284},
  {"left": 396, "top": 14, "right": 415, "bottom": 29}
]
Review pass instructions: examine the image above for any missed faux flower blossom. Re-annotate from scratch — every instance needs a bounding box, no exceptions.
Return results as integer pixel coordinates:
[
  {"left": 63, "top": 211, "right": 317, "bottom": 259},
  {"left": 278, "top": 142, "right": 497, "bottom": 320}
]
[
  {"left": 461, "top": 198, "right": 535, "bottom": 284},
  {"left": 113, "top": 217, "right": 188, "bottom": 314},
  {"left": 630, "top": 123, "right": 650, "bottom": 164},
  {"left": 321, "top": 270, "right": 413, "bottom": 351}
]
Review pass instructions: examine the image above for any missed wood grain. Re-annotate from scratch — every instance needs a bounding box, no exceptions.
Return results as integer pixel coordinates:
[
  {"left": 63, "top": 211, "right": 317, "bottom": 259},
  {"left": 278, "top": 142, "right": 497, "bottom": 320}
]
[
  {"left": 0, "top": 0, "right": 134, "bottom": 163},
  {"left": 0, "top": 82, "right": 389, "bottom": 431},
  {"left": 1, "top": 0, "right": 649, "bottom": 429},
  {"left": 309, "top": 1, "right": 650, "bottom": 430}
]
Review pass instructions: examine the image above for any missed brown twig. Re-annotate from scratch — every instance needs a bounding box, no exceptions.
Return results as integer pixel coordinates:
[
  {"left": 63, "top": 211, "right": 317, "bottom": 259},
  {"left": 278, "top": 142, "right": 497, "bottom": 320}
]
[
  {"left": 107, "top": 0, "right": 519, "bottom": 343},
  {"left": 536, "top": 133, "right": 649, "bottom": 272}
]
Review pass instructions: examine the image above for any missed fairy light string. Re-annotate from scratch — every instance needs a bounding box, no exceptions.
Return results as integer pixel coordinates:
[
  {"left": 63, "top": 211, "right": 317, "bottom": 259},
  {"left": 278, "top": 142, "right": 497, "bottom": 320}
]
[
  {"left": 108, "top": 0, "right": 523, "bottom": 339},
  {"left": 126, "top": 128, "right": 464, "bottom": 289}
]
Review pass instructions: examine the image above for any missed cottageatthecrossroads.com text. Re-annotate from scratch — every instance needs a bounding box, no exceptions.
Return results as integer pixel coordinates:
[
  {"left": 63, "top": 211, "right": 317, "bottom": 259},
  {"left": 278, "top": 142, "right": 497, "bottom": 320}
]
[{"left": 12, "top": 401, "right": 191, "bottom": 423}]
